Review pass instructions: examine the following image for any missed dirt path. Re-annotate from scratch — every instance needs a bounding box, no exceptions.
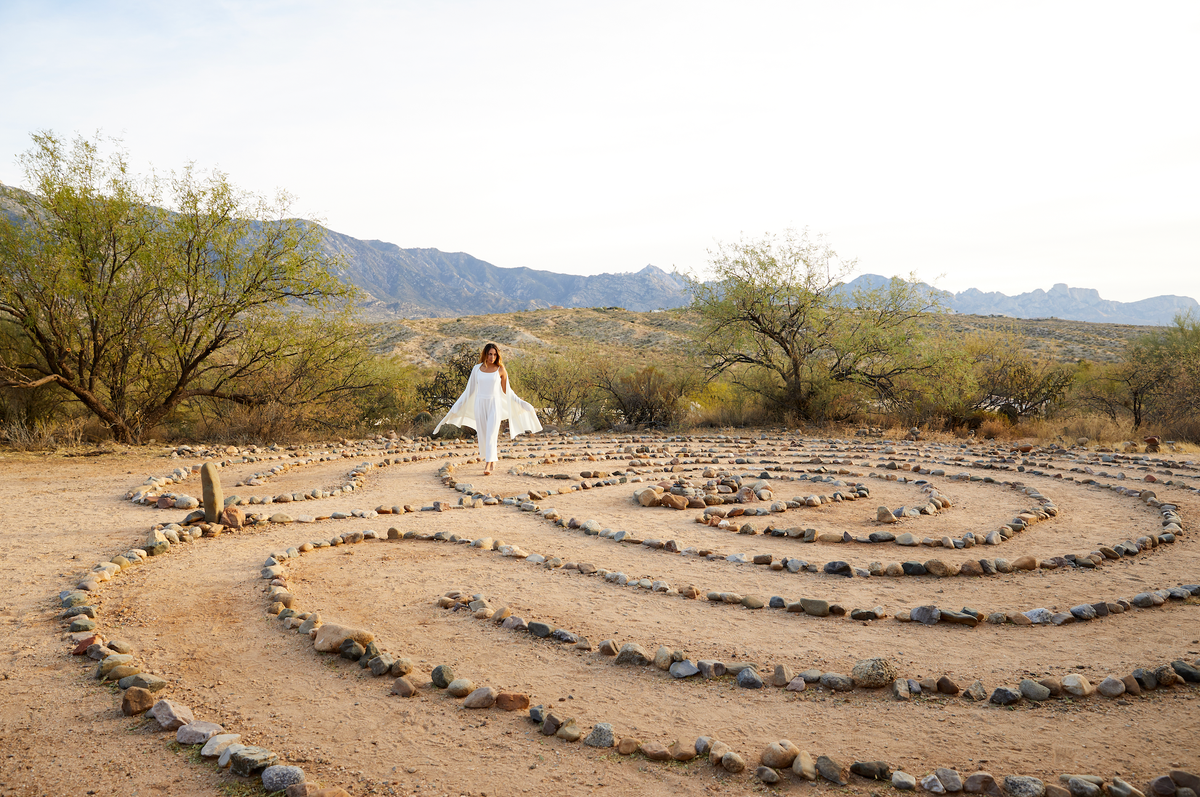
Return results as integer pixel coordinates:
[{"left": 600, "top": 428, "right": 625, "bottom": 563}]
[{"left": 0, "top": 435, "right": 1197, "bottom": 797}]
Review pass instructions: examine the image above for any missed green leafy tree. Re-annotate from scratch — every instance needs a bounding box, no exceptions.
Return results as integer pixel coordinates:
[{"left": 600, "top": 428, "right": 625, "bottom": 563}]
[
  {"left": 686, "top": 229, "right": 943, "bottom": 421},
  {"left": 0, "top": 132, "right": 361, "bottom": 443}
]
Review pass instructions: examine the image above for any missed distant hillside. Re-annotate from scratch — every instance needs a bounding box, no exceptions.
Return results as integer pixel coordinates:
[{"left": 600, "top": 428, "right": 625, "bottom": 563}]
[
  {"left": 841, "top": 275, "right": 1196, "bottom": 327},
  {"left": 323, "top": 229, "right": 689, "bottom": 318}
]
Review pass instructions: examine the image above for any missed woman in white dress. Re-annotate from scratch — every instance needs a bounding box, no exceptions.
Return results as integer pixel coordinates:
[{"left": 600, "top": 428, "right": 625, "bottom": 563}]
[{"left": 433, "top": 343, "right": 542, "bottom": 475}]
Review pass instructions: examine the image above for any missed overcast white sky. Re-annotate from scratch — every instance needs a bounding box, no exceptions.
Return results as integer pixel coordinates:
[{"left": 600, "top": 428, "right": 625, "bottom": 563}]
[{"left": 3, "top": 1, "right": 1198, "bottom": 302}]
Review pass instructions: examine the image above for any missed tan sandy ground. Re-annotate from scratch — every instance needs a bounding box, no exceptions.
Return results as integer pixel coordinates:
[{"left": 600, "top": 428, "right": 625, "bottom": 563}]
[{"left": 1, "top": 435, "right": 1198, "bottom": 797}]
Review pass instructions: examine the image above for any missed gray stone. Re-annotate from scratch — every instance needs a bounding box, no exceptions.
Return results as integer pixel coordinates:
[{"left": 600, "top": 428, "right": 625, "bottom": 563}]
[
  {"left": 584, "top": 723, "right": 614, "bottom": 748},
  {"left": 937, "top": 768, "right": 964, "bottom": 792},
  {"left": 1019, "top": 679, "right": 1051, "bottom": 701},
  {"left": 615, "top": 643, "right": 652, "bottom": 666},
  {"left": 230, "top": 746, "right": 278, "bottom": 777},
  {"left": 819, "top": 672, "right": 853, "bottom": 691},
  {"left": 151, "top": 699, "right": 193, "bottom": 731},
  {"left": 200, "top": 733, "right": 241, "bottom": 758},
  {"left": 851, "top": 657, "right": 898, "bottom": 688},
  {"left": 176, "top": 721, "right": 224, "bottom": 745},
  {"left": 912, "top": 605, "right": 941, "bottom": 625},
  {"left": 261, "top": 765, "right": 305, "bottom": 792},
  {"left": 1097, "top": 676, "right": 1126, "bottom": 697},
  {"left": 431, "top": 664, "right": 455, "bottom": 688},
  {"left": 669, "top": 660, "right": 700, "bottom": 679},
  {"left": 894, "top": 771, "right": 918, "bottom": 790},
  {"left": 1005, "top": 776, "right": 1046, "bottom": 797},
  {"left": 118, "top": 673, "right": 166, "bottom": 692},
  {"left": 990, "top": 686, "right": 1021, "bottom": 705},
  {"left": 201, "top": 462, "right": 223, "bottom": 523},
  {"left": 736, "top": 668, "right": 763, "bottom": 689}
]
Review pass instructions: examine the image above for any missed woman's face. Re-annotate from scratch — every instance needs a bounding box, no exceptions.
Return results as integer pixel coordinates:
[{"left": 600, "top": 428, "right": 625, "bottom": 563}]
[{"left": 484, "top": 347, "right": 497, "bottom": 363}]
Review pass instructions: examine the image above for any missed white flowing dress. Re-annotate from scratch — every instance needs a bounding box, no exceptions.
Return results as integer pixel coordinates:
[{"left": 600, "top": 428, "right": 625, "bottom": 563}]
[{"left": 433, "top": 364, "right": 542, "bottom": 460}]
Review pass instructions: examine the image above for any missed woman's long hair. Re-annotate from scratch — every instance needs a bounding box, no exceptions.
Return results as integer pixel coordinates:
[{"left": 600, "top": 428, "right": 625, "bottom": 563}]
[{"left": 478, "top": 342, "right": 503, "bottom": 367}]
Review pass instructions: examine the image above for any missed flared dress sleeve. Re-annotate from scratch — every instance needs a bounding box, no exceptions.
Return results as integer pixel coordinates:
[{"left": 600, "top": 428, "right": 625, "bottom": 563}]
[
  {"left": 501, "top": 386, "right": 543, "bottom": 438},
  {"left": 432, "top": 363, "right": 543, "bottom": 439},
  {"left": 433, "top": 365, "right": 479, "bottom": 435}
]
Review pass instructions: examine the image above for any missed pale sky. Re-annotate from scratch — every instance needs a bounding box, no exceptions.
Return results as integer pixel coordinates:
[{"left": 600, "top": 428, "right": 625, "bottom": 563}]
[{"left": 3, "top": 1, "right": 1198, "bottom": 302}]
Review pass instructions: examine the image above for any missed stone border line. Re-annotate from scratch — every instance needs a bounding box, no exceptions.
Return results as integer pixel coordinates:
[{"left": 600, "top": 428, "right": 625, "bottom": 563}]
[{"left": 257, "top": 524, "right": 1200, "bottom": 796}]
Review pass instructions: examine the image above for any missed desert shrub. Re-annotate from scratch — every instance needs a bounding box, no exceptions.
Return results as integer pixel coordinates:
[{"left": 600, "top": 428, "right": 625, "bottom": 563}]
[
  {"left": 520, "top": 352, "right": 603, "bottom": 427},
  {"left": 1, "top": 416, "right": 86, "bottom": 450},
  {"left": 592, "top": 362, "right": 701, "bottom": 428}
]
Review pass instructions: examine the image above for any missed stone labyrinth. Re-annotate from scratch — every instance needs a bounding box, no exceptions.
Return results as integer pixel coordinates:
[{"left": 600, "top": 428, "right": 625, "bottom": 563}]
[{"left": 63, "top": 432, "right": 1200, "bottom": 796}]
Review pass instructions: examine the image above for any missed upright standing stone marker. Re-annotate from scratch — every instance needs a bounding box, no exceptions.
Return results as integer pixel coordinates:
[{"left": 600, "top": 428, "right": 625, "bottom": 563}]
[{"left": 201, "top": 462, "right": 223, "bottom": 523}]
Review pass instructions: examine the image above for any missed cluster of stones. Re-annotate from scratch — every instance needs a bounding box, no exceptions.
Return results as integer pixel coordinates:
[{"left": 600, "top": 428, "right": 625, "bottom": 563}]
[
  {"left": 438, "top": 572, "right": 1200, "bottom": 709},
  {"left": 499, "top": 488, "right": 1198, "bottom": 631},
  {"left": 898, "top": 581, "right": 1200, "bottom": 629},
  {"left": 127, "top": 433, "right": 475, "bottom": 510},
  {"left": 63, "top": 550, "right": 330, "bottom": 795},
  {"left": 976, "top": 658, "right": 1200, "bottom": 706}
]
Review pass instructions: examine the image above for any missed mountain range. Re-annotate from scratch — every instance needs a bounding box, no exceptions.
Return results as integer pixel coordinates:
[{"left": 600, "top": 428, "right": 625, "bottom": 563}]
[
  {"left": 2, "top": 181, "right": 1193, "bottom": 326},
  {"left": 333, "top": 229, "right": 1197, "bottom": 326}
]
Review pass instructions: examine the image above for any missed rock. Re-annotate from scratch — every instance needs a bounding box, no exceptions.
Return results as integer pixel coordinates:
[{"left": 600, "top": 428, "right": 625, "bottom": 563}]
[
  {"left": 877, "top": 506, "right": 898, "bottom": 523},
  {"left": 584, "top": 723, "right": 614, "bottom": 747},
  {"left": 937, "top": 768, "right": 964, "bottom": 792},
  {"left": 819, "top": 672, "right": 853, "bottom": 691},
  {"left": 121, "top": 687, "right": 155, "bottom": 716},
  {"left": 230, "top": 746, "right": 278, "bottom": 777},
  {"left": 924, "top": 774, "right": 947, "bottom": 793},
  {"left": 816, "top": 754, "right": 849, "bottom": 786},
  {"left": 1149, "top": 777, "right": 1177, "bottom": 797},
  {"left": 852, "top": 657, "right": 898, "bottom": 688},
  {"left": 391, "top": 677, "right": 417, "bottom": 697},
  {"left": 150, "top": 699, "right": 193, "bottom": 731},
  {"left": 200, "top": 733, "right": 241, "bottom": 758},
  {"left": 964, "top": 680, "right": 987, "bottom": 701},
  {"left": 893, "top": 678, "right": 910, "bottom": 700},
  {"left": 756, "top": 766, "right": 780, "bottom": 784},
  {"left": 653, "top": 646, "right": 673, "bottom": 670},
  {"left": 312, "top": 623, "right": 374, "bottom": 653},
  {"left": 912, "top": 605, "right": 941, "bottom": 625},
  {"left": 1062, "top": 674, "right": 1093, "bottom": 697},
  {"left": 800, "top": 598, "right": 830, "bottom": 617},
  {"left": 118, "top": 673, "right": 166, "bottom": 692},
  {"left": 736, "top": 668, "right": 764, "bottom": 689},
  {"left": 670, "top": 740, "right": 697, "bottom": 761},
  {"left": 446, "top": 678, "right": 474, "bottom": 697},
  {"left": 852, "top": 761, "right": 893, "bottom": 781},
  {"left": 793, "top": 750, "right": 818, "bottom": 780},
  {"left": 177, "top": 721, "right": 224, "bottom": 744},
  {"left": 697, "top": 660, "right": 726, "bottom": 678},
  {"left": 1173, "top": 660, "right": 1200, "bottom": 683},
  {"left": 1020, "top": 679, "right": 1051, "bottom": 701},
  {"left": 990, "top": 686, "right": 1021, "bottom": 705},
  {"left": 1068, "top": 778, "right": 1102, "bottom": 797},
  {"left": 1109, "top": 777, "right": 1146, "bottom": 797},
  {"left": 894, "top": 771, "right": 918, "bottom": 790},
  {"left": 965, "top": 772, "right": 998, "bottom": 794},
  {"left": 262, "top": 765, "right": 306, "bottom": 792},
  {"left": 430, "top": 664, "right": 455, "bottom": 688},
  {"left": 760, "top": 742, "right": 797, "bottom": 768},
  {"left": 641, "top": 741, "right": 671, "bottom": 760},
  {"left": 937, "top": 675, "right": 960, "bottom": 695},
  {"left": 462, "top": 687, "right": 497, "bottom": 708},
  {"left": 1004, "top": 776, "right": 1046, "bottom": 797},
  {"left": 1097, "top": 676, "right": 1126, "bottom": 697},
  {"left": 615, "top": 643, "right": 652, "bottom": 666},
  {"left": 555, "top": 718, "right": 582, "bottom": 742},
  {"left": 495, "top": 692, "right": 530, "bottom": 711},
  {"left": 669, "top": 660, "right": 700, "bottom": 679},
  {"left": 721, "top": 751, "right": 746, "bottom": 773},
  {"left": 617, "top": 737, "right": 640, "bottom": 755}
]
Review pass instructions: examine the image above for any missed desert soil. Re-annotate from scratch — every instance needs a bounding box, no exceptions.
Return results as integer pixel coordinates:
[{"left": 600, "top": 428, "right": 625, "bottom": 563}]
[{"left": 1, "top": 433, "right": 1197, "bottom": 797}]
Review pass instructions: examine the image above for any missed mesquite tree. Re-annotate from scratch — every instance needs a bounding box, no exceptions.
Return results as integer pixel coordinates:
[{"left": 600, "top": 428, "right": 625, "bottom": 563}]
[{"left": 0, "top": 131, "right": 361, "bottom": 442}]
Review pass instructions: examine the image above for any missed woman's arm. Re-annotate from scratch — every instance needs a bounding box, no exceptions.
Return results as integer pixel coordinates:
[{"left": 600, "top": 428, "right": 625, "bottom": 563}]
[{"left": 499, "top": 364, "right": 508, "bottom": 395}]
